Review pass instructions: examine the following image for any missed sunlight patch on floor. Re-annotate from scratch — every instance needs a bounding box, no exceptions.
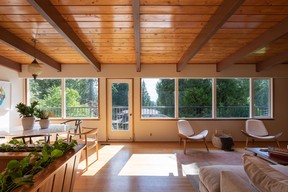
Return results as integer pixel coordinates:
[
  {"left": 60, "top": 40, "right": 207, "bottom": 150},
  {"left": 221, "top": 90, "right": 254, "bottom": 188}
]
[
  {"left": 79, "top": 145, "right": 124, "bottom": 176},
  {"left": 118, "top": 154, "right": 179, "bottom": 176},
  {"left": 181, "top": 163, "right": 200, "bottom": 176}
]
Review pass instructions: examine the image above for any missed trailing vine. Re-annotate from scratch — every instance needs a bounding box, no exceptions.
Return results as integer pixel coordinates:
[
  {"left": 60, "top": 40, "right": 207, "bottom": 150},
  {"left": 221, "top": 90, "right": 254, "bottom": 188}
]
[{"left": 0, "top": 139, "right": 77, "bottom": 192}]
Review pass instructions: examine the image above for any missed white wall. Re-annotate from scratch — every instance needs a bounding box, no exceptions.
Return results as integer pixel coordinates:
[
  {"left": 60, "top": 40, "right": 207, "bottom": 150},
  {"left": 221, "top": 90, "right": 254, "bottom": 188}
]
[
  {"left": 0, "top": 66, "right": 23, "bottom": 132},
  {"left": 13, "top": 64, "right": 288, "bottom": 141}
]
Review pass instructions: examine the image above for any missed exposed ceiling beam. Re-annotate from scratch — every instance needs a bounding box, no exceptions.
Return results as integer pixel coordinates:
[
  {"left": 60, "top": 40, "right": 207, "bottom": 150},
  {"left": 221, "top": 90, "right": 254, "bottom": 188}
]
[
  {"left": 256, "top": 50, "right": 288, "bottom": 72},
  {"left": 217, "top": 16, "right": 288, "bottom": 72},
  {"left": 0, "top": 56, "right": 22, "bottom": 72},
  {"left": 0, "top": 26, "right": 61, "bottom": 71},
  {"left": 132, "top": 0, "right": 141, "bottom": 72},
  {"left": 28, "top": 0, "right": 101, "bottom": 72},
  {"left": 176, "top": 0, "right": 244, "bottom": 72}
]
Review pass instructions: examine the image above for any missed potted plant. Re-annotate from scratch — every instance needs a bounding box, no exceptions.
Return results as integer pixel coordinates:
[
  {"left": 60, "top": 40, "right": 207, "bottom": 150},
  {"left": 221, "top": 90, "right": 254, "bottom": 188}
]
[
  {"left": 36, "top": 108, "right": 51, "bottom": 129},
  {"left": 15, "top": 101, "right": 38, "bottom": 130}
]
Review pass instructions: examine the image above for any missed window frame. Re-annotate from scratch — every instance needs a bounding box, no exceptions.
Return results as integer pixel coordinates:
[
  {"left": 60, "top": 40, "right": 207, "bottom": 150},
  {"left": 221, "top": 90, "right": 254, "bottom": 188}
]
[{"left": 26, "top": 78, "right": 100, "bottom": 120}]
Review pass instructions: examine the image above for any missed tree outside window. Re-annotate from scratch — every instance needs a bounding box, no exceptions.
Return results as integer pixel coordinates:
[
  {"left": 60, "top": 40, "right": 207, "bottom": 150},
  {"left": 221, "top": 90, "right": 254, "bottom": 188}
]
[
  {"left": 29, "top": 79, "right": 62, "bottom": 117},
  {"left": 216, "top": 79, "right": 250, "bottom": 118},
  {"left": 28, "top": 78, "right": 98, "bottom": 118},
  {"left": 141, "top": 78, "right": 175, "bottom": 118},
  {"left": 254, "top": 79, "right": 271, "bottom": 117},
  {"left": 65, "top": 79, "right": 98, "bottom": 118},
  {"left": 178, "top": 79, "right": 212, "bottom": 118}
]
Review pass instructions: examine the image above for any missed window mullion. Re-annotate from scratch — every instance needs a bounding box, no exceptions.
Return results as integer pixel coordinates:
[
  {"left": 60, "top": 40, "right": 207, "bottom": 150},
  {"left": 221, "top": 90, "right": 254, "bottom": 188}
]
[
  {"left": 62, "top": 79, "right": 66, "bottom": 118},
  {"left": 270, "top": 78, "right": 273, "bottom": 118},
  {"left": 212, "top": 78, "right": 216, "bottom": 119},
  {"left": 175, "top": 78, "right": 178, "bottom": 118},
  {"left": 250, "top": 78, "right": 254, "bottom": 118}
]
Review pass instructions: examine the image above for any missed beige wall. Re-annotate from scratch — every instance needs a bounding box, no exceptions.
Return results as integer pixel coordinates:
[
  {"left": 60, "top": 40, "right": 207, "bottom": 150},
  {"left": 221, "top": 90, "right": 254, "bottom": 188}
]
[{"left": 7, "top": 64, "right": 288, "bottom": 141}]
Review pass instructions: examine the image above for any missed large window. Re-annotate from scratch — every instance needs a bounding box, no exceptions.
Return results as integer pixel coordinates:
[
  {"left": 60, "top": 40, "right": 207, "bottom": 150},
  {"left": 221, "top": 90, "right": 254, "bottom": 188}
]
[
  {"left": 141, "top": 78, "right": 272, "bottom": 119},
  {"left": 141, "top": 78, "right": 175, "bottom": 118},
  {"left": 178, "top": 79, "right": 212, "bottom": 118},
  {"left": 28, "top": 78, "right": 99, "bottom": 118}
]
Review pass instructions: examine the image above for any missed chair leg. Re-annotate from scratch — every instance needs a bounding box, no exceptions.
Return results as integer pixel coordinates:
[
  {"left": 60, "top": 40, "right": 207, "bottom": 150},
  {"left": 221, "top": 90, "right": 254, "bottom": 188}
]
[
  {"left": 96, "top": 143, "right": 99, "bottom": 160},
  {"left": 276, "top": 139, "right": 280, "bottom": 148},
  {"left": 245, "top": 137, "right": 249, "bottom": 147},
  {"left": 203, "top": 138, "right": 209, "bottom": 152},
  {"left": 183, "top": 139, "right": 187, "bottom": 154},
  {"left": 85, "top": 146, "right": 88, "bottom": 170}
]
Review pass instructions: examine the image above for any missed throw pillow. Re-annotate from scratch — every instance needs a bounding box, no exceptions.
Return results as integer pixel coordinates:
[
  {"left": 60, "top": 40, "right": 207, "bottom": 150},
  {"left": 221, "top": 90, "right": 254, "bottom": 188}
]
[{"left": 243, "top": 154, "right": 288, "bottom": 192}]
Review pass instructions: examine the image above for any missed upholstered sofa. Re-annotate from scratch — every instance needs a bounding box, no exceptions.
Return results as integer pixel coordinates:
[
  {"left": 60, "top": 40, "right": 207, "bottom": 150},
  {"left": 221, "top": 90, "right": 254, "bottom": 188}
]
[{"left": 199, "top": 154, "right": 288, "bottom": 192}]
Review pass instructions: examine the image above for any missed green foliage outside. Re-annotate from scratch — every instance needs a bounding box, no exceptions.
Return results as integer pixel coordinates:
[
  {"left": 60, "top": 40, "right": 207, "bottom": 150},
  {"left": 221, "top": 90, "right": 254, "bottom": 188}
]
[
  {"left": 29, "top": 78, "right": 270, "bottom": 119},
  {"left": 155, "top": 79, "right": 175, "bottom": 117},
  {"left": 178, "top": 79, "right": 212, "bottom": 118},
  {"left": 216, "top": 79, "right": 250, "bottom": 117},
  {"left": 112, "top": 83, "right": 128, "bottom": 107},
  {"left": 141, "top": 81, "right": 155, "bottom": 106},
  {"left": 254, "top": 79, "right": 270, "bottom": 117},
  {"left": 141, "top": 78, "right": 269, "bottom": 118},
  {"left": 29, "top": 79, "right": 98, "bottom": 118}
]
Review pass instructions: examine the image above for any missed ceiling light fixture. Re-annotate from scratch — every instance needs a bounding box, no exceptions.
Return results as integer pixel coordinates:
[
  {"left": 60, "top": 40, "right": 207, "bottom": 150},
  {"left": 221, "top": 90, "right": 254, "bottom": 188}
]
[{"left": 28, "top": 39, "right": 42, "bottom": 80}]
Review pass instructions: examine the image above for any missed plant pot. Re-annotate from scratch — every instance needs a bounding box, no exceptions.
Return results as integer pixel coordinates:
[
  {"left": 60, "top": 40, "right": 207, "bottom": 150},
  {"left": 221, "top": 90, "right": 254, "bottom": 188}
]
[
  {"left": 22, "top": 116, "right": 35, "bottom": 130},
  {"left": 39, "top": 118, "right": 50, "bottom": 129}
]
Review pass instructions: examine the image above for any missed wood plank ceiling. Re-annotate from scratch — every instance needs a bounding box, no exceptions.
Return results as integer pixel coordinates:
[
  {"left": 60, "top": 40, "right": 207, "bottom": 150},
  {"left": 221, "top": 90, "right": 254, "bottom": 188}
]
[{"left": 0, "top": 0, "right": 288, "bottom": 73}]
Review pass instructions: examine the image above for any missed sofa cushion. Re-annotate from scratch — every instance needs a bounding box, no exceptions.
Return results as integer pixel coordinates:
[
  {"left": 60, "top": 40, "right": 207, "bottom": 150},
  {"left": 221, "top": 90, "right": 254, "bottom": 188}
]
[
  {"left": 243, "top": 154, "right": 288, "bottom": 192},
  {"left": 199, "top": 165, "right": 247, "bottom": 192},
  {"left": 220, "top": 171, "right": 258, "bottom": 192}
]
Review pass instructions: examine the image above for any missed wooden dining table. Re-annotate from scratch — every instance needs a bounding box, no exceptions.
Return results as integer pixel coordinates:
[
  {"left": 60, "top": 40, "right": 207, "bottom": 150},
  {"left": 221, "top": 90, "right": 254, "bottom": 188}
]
[{"left": 0, "top": 124, "right": 76, "bottom": 141}]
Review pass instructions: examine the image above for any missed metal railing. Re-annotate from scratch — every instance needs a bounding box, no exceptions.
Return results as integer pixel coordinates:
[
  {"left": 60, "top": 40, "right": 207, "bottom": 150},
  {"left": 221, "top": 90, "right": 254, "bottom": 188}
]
[
  {"left": 45, "top": 105, "right": 269, "bottom": 118},
  {"left": 44, "top": 106, "right": 98, "bottom": 118}
]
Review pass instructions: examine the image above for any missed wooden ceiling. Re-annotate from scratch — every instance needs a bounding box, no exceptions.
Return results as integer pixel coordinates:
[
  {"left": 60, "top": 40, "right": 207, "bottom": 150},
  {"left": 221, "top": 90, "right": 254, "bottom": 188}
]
[{"left": 0, "top": 0, "right": 288, "bottom": 73}]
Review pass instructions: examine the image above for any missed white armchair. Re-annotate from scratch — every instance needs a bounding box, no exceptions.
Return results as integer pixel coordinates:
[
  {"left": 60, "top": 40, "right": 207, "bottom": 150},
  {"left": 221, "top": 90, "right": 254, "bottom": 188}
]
[
  {"left": 177, "top": 120, "right": 209, "bottom": 154},
  {"left": 241, "top": 119, "right": 282, "bottom": 147}
]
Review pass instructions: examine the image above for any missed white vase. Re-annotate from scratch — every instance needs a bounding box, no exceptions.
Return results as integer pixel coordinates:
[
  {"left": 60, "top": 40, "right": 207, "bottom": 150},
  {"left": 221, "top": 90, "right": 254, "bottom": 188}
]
[
  {"left": 22, "top": 116, "right": 35, "bottom": 130},
  {"left": 39, "top": 118, "right": 50, "bottom": 129}
]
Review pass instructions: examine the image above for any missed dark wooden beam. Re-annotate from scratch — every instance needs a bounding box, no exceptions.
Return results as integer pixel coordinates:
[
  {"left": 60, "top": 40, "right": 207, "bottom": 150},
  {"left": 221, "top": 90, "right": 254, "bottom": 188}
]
[
  {"left": 0, "top": 56, "right": 22, "bottom": 72},
  {"left": 132, "top": 0, "right": 141, "bottom": 72},
  {"left": 217, "top": 16, "right": 288, "bottom": 72},
  {"left": 0, "top": 26, "right": 61, "bottom": 71},
  {"left": 176, "top": 0, "right": 244, "bottom": 72},
  {"left": 28, "top": 0, "right": 101, "bottom": 71},
  {"left": 256, "top": 50, "right": 288, "bottom": 72}
]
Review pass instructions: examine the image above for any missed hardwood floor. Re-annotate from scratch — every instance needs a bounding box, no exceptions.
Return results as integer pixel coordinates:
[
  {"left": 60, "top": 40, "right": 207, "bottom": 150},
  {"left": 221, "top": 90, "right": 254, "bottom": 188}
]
[{"left": 73, "top": 141, "right": 288, "bottom": 192}]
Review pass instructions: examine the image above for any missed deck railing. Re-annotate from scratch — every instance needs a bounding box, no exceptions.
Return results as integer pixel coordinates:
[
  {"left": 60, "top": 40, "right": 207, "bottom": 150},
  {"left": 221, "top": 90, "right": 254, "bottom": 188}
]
[
  {"left": 44, "top": 106, "right": 98, "bottom": 118},
  {"left": 45, "top": 105, "right": 269, "bottom": 118}
]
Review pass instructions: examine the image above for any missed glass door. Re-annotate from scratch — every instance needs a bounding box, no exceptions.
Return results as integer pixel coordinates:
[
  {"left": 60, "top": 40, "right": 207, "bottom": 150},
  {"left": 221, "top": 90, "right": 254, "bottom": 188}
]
[{"left": 107, "top": 79, "right": 133, "bottom": 141}]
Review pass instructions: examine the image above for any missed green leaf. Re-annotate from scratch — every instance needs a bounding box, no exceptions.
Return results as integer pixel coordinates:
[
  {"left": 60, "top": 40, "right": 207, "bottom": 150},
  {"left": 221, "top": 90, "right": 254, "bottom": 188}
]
[
  {"left": 7, "top": 160, "right": 20, "bottom": 170},
  {"left": 51, "top": 149, "right": 63, "bottom": 158},
  {"left": 20, "top": 156, "right": 30, "bottom": 168}
]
